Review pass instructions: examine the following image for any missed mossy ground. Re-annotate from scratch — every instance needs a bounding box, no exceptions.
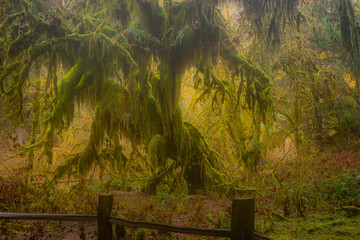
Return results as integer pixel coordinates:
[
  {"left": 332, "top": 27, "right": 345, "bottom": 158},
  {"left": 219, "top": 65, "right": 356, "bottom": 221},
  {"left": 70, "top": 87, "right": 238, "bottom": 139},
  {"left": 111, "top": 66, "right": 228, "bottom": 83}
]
[{"left": 259, "top": 212, "right": 360, "bottom": 240}]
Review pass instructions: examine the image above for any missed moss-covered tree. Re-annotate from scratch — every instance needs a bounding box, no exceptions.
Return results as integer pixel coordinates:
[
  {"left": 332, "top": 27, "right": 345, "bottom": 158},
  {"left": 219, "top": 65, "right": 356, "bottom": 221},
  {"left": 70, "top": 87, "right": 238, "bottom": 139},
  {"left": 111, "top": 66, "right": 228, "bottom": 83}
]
[{"left": 0, "top": 0, "right": 305, "bottom": 193}]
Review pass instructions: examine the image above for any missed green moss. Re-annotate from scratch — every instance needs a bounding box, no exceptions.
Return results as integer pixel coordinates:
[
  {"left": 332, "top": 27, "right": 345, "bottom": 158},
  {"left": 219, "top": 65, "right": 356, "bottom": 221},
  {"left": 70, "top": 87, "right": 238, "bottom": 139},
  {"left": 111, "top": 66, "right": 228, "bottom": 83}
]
[
  {"left": 136, "top": 0, "right": 167, "bottom": 39},
  {"left": 119, "top": 0, "right": 131, "bottom": 28},
  {"left": 115, "top": 224, "right": 128, "bottom": 239},
  {"left": 52, "top": 62, "right": 83, "bottom": 128},
  {"left": 76, "top": 71, "right": 93, "bottom": 89},
  {"left": 265, "top": 213, "right": 360, "bottom": 240},
  {"left": 51, "top": 142, "right": 98, "bottom": 182},
  {"left": 102, "top": 26, "right": 117, "bottom": 38},
  {"left": 149, "top": 134, "right": 167, "bottom": 168},
  {"left": 243, "top": 0, "right": 300, "bottom": 54},
  {"left": 0, "top": 61, "right": 22, "bottom": 92},
  {"left": 135, "top": 228, "right": 146, "bottom": 240},
  {"left": 0, "top": 12, "right": 25, "bottom": 30},
  {"left": 43, "top": 125, "right": 54, "bottom": 164},
  {"left": 46, "top": 53, "right": 58, "bottom": 96}
]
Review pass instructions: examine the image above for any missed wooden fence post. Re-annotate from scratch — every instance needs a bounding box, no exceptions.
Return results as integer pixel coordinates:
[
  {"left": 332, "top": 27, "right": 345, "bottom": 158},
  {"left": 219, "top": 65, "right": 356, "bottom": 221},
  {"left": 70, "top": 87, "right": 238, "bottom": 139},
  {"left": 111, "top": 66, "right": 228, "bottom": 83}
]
[
  {"left": 231, "top": 198, "right": 254, "bottom": 240},
  {"left": 97, "top": 194, "right": 113, "bottom": 240}
]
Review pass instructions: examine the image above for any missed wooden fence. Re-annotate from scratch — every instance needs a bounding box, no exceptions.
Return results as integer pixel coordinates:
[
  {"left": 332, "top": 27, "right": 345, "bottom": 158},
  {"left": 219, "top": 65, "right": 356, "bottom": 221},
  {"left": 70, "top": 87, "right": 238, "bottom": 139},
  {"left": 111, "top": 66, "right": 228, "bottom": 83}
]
[{"left": 0, "top": 194, "right": 272, "bottom": 240}]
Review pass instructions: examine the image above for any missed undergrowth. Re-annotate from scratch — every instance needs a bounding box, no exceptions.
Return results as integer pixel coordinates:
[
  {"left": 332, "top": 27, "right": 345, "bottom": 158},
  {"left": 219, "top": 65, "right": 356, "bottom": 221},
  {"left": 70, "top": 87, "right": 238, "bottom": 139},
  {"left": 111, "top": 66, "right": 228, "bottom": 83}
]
[{"left": 0, "top": 147, "right": 359, "bottom": 239}]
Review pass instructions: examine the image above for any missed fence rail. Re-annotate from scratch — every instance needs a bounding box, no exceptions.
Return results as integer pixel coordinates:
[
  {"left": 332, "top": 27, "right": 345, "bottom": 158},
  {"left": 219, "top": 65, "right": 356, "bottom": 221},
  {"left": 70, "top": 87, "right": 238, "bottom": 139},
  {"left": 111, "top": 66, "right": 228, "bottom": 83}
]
[
  {"left": 0, "top": 194, "right": 272, "bottom": 240},
  {"left": 109, "top": 216, "right": 231, "bottom": 237},
  {"left": 0, "top": 213, "right": 97, "bottom": 222}
]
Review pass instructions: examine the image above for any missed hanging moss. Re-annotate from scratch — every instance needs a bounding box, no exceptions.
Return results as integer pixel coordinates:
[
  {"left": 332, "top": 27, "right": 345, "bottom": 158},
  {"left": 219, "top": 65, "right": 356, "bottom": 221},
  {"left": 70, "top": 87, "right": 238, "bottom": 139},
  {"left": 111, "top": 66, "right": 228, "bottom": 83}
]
[
  {"left": 136, "top": 0, "right": 167, "bottom": 39},
  {"left": 51, "top": 142, "right": 98, "bottom": 183},
  {"left": 149, "top": 134, "right": 167, "bottom": 168},
  {"left": 243, "top": 0, "right": 301, "bottom": 53},
  {"left": 51, "top": 62, "right": 83, "bottom": 128},
  {"left": 43, "top": 125, "right": 54, "bottom": 164},
  {"left": 27, "top": 75, "right": 40, "bottom": 170},
  {"left": 339, "top": 0, "right": 360, "bottom": 95},
  {"left": 0, "top": 61, "right": 22, "bottom": 92},
  {"left": 45, "top": 53, "right": 58, "bottom": 96},
  {"left": 106, "top": 0, "right": 131, "bottom": 28},
  {"left": 275, "top": 47, "right": 341, "bottom": 150}
]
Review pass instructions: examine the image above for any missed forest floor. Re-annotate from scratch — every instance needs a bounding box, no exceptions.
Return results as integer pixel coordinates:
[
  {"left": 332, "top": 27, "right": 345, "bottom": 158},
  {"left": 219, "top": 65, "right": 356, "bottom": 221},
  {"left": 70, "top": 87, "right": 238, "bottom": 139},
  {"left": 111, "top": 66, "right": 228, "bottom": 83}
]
[
  {"left": 1, "top": 193, "right": 360, "bottom": 240},
  {"left": 1, "top": 137, "right": 360, "bottom": 239},
  {"left": 0, "top": 187, "right": 360, "bottom": 239}
]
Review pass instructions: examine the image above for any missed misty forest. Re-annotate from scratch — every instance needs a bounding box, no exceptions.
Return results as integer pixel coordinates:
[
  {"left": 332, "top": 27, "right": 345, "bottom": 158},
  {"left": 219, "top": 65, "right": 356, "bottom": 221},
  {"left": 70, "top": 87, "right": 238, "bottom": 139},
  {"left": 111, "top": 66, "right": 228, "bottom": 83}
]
[{"left": 0, "top": 0, "right": 360, "bottom": 239}]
